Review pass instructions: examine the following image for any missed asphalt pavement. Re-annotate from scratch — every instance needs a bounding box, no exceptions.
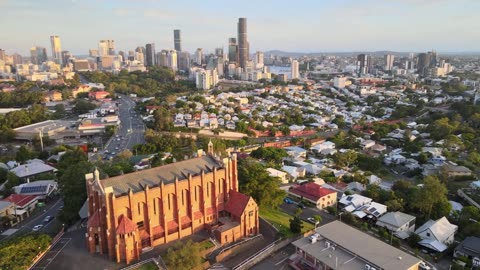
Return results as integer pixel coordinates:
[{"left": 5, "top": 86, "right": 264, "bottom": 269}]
[
  {"left": 92, "top": 94, "right": 146, "bottom": 160},
  {"left": 0, "top": 198, "right": 63, "bottom": 241}
]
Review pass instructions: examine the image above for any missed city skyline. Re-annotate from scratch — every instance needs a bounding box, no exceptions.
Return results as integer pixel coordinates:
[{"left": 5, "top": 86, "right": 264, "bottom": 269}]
[{"left": 1, "top": 0, "right": 479, "bottom": 56}]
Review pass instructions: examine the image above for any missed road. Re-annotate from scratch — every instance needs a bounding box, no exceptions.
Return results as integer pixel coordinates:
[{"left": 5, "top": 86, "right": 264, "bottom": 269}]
[
  {"left": 92, "top": 94, "right": 146, "bottom": 160},
  {"left": 0, "top": 198, "right": 63, "bottom": 241}
]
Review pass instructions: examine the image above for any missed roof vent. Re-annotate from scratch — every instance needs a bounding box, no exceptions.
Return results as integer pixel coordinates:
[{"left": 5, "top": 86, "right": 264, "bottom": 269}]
[{"left": 398, "top": 256, "right": 402, "bottom": 260}]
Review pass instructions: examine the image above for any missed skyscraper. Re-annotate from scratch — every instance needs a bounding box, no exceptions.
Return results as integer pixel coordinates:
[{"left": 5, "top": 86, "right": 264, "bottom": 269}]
[
  {"left": 291, "top": 60, "right": 299, "bottom": 80},
  {"left": 357, "top": 54, "right": 372, "bottom": 75},
  {"left": 384, "top": 54, "right": 394, "bottom": 71},
  {"left": 417, "top": 53, "right": 431, "bottom": 76},
  {"left": 168, "top": 50, "right": 177, "bottom": 71},
  {"left": 99, "top": 40, "right": 115, "bottom": 56},
  {"left": 61, "top": 51, "right": 73, "bottom": 66},
  {"left": 254, "top": 51, "right": 264, "bottom": 69},
  {"left": 50, "top": 35, "right": 62, "bottom": 65},
  {"left": 30, "top": 46, "right": 48, "bottom": 65},
  {"left": 195, "top": 48, "right": 203, "bottom": 66},
  {"left": 0, "top": 49, "right": 5, "bottom": 62},
  {"left": 228, "top": 38, "right": 238, "bottom": 63},
  {"left": 178, "top": 51, "right": 190, "bottom": 71},
  {"left": 174, "top": 29, "right": 182, "bottom": 52},
  {"left": 237, "top": 18, "right": 249, "bottom": 69},
  {"left": 215, "top": 48, "right": 224, "bottom": 58},
  {"left": 145, "top": 43, "right": 156, "bottom": 67}
]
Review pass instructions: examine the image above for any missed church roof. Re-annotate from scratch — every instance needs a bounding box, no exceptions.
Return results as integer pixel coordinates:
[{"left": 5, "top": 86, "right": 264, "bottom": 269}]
[
  {"left": 116, "top": 215, "right": 137, "bottom": 235},
  {"left": 87, "top": 210, "right": 101, "bottom": 227},
  {"left": 225, "top": 190, "right": 251, "bottom": 217},
  {"left": 101, "top": 155, "right": 224, "bottom": 196}
]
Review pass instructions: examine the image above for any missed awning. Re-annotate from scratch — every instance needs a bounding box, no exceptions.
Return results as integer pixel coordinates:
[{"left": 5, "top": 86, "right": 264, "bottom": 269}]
[
  {"left": 394, "top": 231, "right": 411, "bottom": 240},
  {"left": 353, "top": 210, "right": 367, "bottom": 219},
  {"left": 418, "top": 239, "right": 448, "bottom": 252}
]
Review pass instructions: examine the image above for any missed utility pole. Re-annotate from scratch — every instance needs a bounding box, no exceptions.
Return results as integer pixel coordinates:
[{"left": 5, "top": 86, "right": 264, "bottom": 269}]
[{"left": 39, "top": 129, "right": 44, "bottom": 152}]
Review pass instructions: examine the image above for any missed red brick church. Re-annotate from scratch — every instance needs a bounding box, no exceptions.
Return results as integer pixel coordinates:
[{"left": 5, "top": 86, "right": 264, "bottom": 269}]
[{"left": 85, "top": 143, "right": 259, "bottom": 264}]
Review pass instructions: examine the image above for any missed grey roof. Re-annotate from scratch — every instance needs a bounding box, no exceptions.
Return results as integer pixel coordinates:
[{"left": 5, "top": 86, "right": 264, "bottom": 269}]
[
  {"left": 101, "top": 155, "right": 224, "bottom": 196},
  {"left": 376, "top": 211, "right": 416, "bottom": 228},
  {"left": 293, "top": 221, "right": 421, "bottom": 270},
  {"left": 455, "top": 236, "right": 480, "bottom": 257},
  {"left": 0, "top": 200, "right": 13, "bottom": 211},
  {"left": 10, "top": 162, "right": 57, "bottom": 178}
]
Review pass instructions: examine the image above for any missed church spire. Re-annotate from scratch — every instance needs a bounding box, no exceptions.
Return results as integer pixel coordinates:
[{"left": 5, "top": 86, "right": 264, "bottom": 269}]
[{"left": 207, "top": 139, "right": 214, "bottom": 155}]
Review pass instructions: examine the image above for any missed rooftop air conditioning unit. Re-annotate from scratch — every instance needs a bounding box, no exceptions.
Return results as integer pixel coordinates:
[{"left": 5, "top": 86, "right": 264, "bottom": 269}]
[
  {"left": 365, "top": 265, "right": 371, "bottom": 270},
  {"left": 325, "top": 241, "right": 330, "bottom": 248}
]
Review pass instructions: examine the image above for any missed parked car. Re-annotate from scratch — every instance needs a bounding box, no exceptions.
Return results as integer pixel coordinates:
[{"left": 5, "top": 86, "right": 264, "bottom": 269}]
[
  {"left": 419, "top": 261, "right": 431, "bottom": 270},
  {"left": 297, "top": 203, "right": 306, "bottom": 209},
  {"left": 32, "top": 225, "right": 43, "bottom": 232},
  {"left": 43, "top": 216, "right": 54, "bottom": 224},
  {"left": 307, "top": 217, "right": 317, "bottom": 224},
  {"left": 284, "top": 198, "right": 294, "bottom": 204}
]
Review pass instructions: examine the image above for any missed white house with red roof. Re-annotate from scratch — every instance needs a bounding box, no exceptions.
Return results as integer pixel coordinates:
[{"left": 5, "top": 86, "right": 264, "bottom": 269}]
[
  {"left": 288, "top": 182, "right": 337, "bottom": 209},
  {"left": 1, "top": 194, "right": 38, "bottom": 220}
]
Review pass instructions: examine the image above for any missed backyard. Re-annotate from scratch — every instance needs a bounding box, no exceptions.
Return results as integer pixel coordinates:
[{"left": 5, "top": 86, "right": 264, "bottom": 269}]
[{"left": 259, "top": 207, "right": 314, "bottom": 238}]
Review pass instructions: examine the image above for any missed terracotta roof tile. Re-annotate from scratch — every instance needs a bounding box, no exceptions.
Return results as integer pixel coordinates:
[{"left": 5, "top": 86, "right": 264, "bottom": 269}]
[
  {"left": 167, "top": 220, "right": 178, "bottom": 230},
  {"left": 290, "top": 182, "right": 336, "bottom": 202},
  {"left": 116, "top": 215, "right": 137, "bottom": 235},
  {"left": 140, "top": 230, "right": 150, "bottom": 239},
  {"left": 225, "top": 190, "right": 251, "bottom": 217},
  {"left": 152, "top": 225, "right": 164, "bottom": 235},
  {"left": 88, "top": 210, "right": 101, "bottom": 227},
  {"left": 193, "top": 211, "right": 203, "bottom": 220},
  {"left": 180, "top": 216, "right": 192, "bottom": 224}
]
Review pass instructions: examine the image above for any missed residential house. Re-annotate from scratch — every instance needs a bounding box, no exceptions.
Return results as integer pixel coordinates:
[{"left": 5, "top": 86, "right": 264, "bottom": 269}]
[
  {"left": 339, "top": 194, "right": 372, "bottom": 212},
  {"left": 1, "top": 194, "right": 38, "bottom": 221},
  {"left": 284, "top": 146, "right": 307, "bottom": 160},
  {"left": 443, "top": 163, "right": 473, "bottom": 177},
  {"left": 376, "top": 211, "right": 416, "bottom": 239},
  {"left": 266, "top": 168, "right": 288, "bottom": 184},
  {"left": 9, "top": 160, "right": 57, "bottom": 182},
  {"left": 454, "top": 237, "right": 480, "bottom": 268},
  {"left": 288, "top": 182, "right": 337, "bottom": 209},
  {"left": 44, "top": 91, "right": 62, "bottom": 102},
  {"left": 311, "top": 141, "right": 335, "bottom": 154},
  {"left": 0, "top": 201, "right": 16, "bottom": 227},
  {"left": 353, "top": 202, "right": 387, "bottom": 220},
  {"left": 282, "top": 165, "right": 306, "bottom": 180},
  {"left": 361, "top": 139, "right": 376, "bottom": 150},
  {"left": 13, "top": 180, "right": 58, "bottom": 200},
  {"left": 88, "top": 91, "right": 110, "bottom": 100},
  {"left": 415, "top": 217, "right": 458, "bottom": 252}
]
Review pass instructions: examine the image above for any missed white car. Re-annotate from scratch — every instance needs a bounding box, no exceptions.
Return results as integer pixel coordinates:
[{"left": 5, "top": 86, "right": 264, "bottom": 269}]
[
  {"left": 32, "top": 225, "right": 43, "bottom": 232},
  {"left": 419, "top": 261, "right": 431, "bottom": 270},
  {"left": 307, "top": 217, "right": 317, "bottom": 224}
]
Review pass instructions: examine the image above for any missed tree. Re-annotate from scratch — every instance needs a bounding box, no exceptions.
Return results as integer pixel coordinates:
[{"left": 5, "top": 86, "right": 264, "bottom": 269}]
[
  {"left": 72, "top": 99, "right": 96, "bottom": 114},
  {"left": 0, "top": 234, "right": 52, "bottom": 270},
  {"left": 153, "top": 107, "right": 173, "bottom": 131},
  {"left": 289, "top": 209, "right": 303, "bottom": 234},
  {"left": 15, "top": 145, "right": 32, "bottom": 163},
  {"left": 250, "top": 147, "right": 288, "bottom": 163},
  {"left": 333, "top": 150, "right": 357, "bottom": 168},
  {"left": 238, "top": 158, "right": 286, "bottom": 208},
  {"left": 411, "top": 176, "right": 450, "bottom": 219},
  {"left": 164, "top": 240, "right": 203, "bottom": 270}
]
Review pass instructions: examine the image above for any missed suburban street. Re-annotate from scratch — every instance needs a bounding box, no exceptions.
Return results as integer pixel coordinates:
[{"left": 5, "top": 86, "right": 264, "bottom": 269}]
[
  {"left": 0, "top": 198, "right": 63, "bottom": 241},
  {"left": 91, "top": 94, "right": 146, "bottom": 161}
]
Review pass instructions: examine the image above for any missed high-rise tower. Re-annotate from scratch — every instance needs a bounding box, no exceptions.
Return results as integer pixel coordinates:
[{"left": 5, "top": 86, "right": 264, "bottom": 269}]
[
  {"left": 145, "top": 43, "right": 156, "bottom": 67},
  {"left": 50, "top": 35, "right": 62, "bottom": 65},
  {"left": 228, "top": 38, "right": 238, "bottom": 63},
  {"left": 237, "top": 18, "right": 249, "bottom": 69},
  {"left": 174, "top": 29, "right": 182, "bottom": 52}
]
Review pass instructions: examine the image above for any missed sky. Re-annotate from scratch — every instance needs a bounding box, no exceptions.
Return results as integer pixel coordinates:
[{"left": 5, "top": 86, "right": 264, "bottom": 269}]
[{"left": 1, "top": 0, "right": 479, "bottom": 56}]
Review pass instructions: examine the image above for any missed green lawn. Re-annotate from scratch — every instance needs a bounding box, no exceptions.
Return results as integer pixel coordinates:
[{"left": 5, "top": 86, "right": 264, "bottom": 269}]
[
  {"left": 259, "top": 207, "right": 314, "bottom": 238},
  {"left": 135, "top": 262, "right": 158, "bottom": 270}
]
